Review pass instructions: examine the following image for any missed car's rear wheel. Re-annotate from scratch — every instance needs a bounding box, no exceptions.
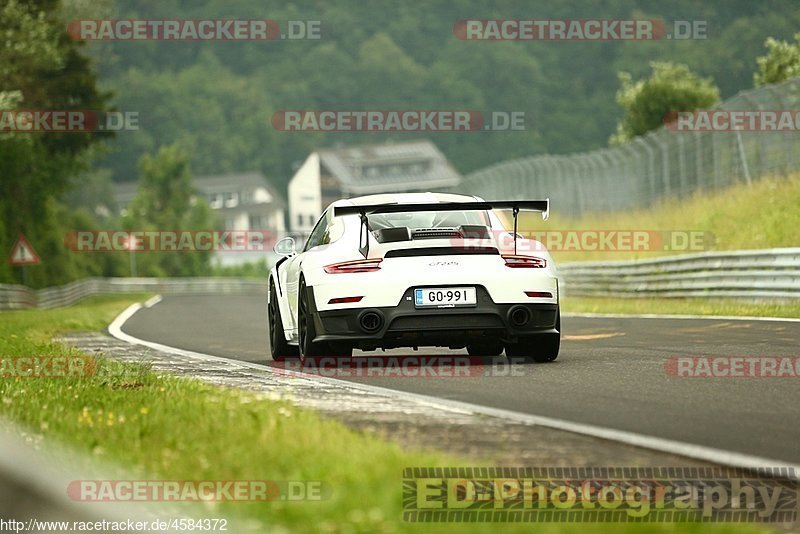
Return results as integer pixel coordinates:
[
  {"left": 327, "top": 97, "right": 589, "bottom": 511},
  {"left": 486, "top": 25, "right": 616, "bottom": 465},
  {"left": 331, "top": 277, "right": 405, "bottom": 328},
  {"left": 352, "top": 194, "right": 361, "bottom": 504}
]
[
  {"left": 268, "top": 279, "right": 299, "bottom": 361},
  {"left": 504, "top": 309, "right": 561, "bottom": 363},
  {"left": 297, "top": 279, "right": 355, "bottom": 361}
]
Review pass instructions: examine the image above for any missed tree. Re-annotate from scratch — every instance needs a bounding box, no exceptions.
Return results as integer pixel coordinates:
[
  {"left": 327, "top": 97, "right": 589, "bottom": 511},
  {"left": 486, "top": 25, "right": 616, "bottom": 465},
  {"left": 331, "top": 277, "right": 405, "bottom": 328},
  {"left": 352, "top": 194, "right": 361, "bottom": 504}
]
[
  {"left": 754, "top": 33, "right": 800, "bottom": 87},
  {"left": 123, "top": 145, "right": 219, "bottom": 277},
  {"left": 611, "top": 62, "right": 719, "bottom": 145},
  {"left": 0, "top": 0, "right": 111, "bottom": 286}
]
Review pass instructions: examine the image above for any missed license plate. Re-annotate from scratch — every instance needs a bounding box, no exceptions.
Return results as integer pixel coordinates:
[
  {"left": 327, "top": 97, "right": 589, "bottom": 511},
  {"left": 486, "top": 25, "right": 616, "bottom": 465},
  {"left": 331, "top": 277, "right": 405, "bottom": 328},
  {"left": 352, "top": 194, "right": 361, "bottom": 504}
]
[{"left": 414, "top": 287, "right": 477, "bottom": 308}]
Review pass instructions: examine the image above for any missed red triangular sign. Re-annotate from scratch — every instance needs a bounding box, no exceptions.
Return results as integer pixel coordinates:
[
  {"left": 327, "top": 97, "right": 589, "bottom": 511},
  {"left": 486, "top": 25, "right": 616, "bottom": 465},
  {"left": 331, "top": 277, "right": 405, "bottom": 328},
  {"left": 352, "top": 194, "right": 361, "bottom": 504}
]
[{"left": 9, "top": 234, "right": 40, "bottom": 266}]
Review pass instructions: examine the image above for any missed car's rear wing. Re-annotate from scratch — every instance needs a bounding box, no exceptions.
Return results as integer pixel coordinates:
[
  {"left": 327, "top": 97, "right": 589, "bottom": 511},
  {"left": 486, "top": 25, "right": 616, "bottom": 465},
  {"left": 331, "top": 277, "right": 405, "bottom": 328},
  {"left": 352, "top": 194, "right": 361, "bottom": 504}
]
[{"left": 332, "top": 200, "right": 550, "bottom": 257}]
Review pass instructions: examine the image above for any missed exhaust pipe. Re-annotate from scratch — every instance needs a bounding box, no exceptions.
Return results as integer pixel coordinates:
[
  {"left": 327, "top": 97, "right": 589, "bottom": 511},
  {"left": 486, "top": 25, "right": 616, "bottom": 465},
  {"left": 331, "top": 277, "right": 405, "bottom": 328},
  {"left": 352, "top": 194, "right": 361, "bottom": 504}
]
[
  {"left": 508, "top": 306, "right": 531, "bottom": 327},
  {"left": 358, "top": 310, "right": 384, "bottom": 333}
]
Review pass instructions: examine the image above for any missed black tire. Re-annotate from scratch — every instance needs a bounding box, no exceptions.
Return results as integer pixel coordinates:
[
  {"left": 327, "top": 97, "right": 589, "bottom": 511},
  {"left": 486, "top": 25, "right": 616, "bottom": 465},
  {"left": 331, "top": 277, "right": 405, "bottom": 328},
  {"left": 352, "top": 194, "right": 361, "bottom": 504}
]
[
  {"left": 504, "top": 309, "right": 561, "bottom": 363},
  {"left": 298, "top": 279, "right": 332, "bottom": 358},
  {"left": 466, "top": 342, "right": 504, "bottom": 357},
  {"left": 268, "top": 279, "right": 299, "bottom": 361}
]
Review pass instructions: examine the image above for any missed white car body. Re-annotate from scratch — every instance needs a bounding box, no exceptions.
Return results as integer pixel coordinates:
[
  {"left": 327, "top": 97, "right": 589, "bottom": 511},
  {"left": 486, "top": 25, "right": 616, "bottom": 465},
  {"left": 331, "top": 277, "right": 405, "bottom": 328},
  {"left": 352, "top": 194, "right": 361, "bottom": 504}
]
[{"left": 267, "top": 192, "right": 561, "bottom": 361}]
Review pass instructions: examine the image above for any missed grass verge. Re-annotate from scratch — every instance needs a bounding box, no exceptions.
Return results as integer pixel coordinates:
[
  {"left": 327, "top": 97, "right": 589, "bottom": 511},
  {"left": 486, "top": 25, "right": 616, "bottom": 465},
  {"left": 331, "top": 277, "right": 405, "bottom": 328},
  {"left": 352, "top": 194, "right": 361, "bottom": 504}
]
[
  {"left": 562, "top": 296, "right": 800, "bottom": 319},
  {"left": 0, "top": 296, "right": 772, "bottom": 533},
  {"left": 518, "top": 172, "right": 800, "bottom": 262}
]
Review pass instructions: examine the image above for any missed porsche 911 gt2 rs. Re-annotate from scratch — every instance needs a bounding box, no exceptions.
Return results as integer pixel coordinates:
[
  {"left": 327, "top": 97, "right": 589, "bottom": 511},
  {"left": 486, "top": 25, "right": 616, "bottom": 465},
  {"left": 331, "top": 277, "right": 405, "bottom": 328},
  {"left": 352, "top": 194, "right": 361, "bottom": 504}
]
[{"left": 267, "top": 192, "right": 560, "bottom": 362}]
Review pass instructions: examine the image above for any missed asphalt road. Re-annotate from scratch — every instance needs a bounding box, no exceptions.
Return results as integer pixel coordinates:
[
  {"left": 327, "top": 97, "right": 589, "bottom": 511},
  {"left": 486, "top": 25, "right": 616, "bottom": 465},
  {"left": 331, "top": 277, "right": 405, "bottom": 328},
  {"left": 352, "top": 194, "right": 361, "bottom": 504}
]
[{"left": 120, "top": 295, "right": 800, "bottom": 463}]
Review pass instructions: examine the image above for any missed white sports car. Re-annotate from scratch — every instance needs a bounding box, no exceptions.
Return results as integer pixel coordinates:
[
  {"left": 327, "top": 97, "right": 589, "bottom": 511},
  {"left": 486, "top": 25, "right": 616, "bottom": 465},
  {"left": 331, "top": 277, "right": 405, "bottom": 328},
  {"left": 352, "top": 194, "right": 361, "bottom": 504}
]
[{"left": 267, "top": 192, "right": 560, "bottom": 362}]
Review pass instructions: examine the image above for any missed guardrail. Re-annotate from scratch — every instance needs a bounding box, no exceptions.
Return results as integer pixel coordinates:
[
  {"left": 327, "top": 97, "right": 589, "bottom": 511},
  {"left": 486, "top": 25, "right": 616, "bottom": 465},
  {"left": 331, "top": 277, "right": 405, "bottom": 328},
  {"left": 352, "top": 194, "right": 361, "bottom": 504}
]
[
  {"left": 558, "top": 248, "right": 800, "bottom": 299},
  {"left": 1, "top": 249, "right": 798, "bottom": 309},
  {"left": 0, "top": 277, "right": 266, "bottom": 310}
]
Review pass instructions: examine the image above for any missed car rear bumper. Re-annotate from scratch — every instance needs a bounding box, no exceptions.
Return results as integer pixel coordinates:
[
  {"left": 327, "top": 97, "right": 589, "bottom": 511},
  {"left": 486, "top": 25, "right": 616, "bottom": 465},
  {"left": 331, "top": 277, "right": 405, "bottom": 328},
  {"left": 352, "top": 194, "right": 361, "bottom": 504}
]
[{"left": 307, "top": 285, "right": 559, "bottom": 349}]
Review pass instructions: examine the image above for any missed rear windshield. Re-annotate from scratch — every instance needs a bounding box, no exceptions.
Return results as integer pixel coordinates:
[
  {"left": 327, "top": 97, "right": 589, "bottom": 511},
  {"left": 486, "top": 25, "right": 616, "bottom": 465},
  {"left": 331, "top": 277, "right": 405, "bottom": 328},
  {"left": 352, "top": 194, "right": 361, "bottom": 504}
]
[{"left": 368, "top": 210, "right": 489, "bottom": 230}]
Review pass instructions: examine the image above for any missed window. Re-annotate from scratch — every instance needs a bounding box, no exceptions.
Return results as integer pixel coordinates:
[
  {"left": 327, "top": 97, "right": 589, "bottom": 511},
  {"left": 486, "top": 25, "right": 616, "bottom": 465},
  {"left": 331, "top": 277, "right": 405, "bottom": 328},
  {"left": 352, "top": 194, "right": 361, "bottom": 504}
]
[
  {"left": 368, "top": 209, "right": 489, "bottom": 230},
  {"left": 223, "top": 191, "right": 238, "bottom": 208},
  {"left": 249, "top": 215, "right": 265, "bottom": 230},
  {"left": 303, "top": 211, "right": 330, "bottom": 252},
  {"left": 296, "top": 214, "right": 304, "bottom": 228}
]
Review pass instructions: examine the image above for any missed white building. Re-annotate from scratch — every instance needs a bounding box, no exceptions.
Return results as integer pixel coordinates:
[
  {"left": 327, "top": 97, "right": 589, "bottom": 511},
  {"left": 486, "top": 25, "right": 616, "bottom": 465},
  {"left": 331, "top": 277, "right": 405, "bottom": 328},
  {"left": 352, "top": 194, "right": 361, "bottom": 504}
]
[{"left": 288, "top": 140, "right": 462, "bottom": 233}]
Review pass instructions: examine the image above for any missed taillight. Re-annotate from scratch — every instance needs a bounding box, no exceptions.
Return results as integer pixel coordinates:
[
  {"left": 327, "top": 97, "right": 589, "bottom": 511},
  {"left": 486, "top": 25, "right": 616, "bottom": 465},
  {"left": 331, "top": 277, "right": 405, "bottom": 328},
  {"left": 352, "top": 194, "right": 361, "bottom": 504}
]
[
  {"left": 328, "top": 296, "right": 364, "bottom": 304},
  {"left": 323, "top": 258, "right": 383, "bottom": 274},
  {"left": 525, "top": 291, "right": 553, "bottom": 298},
  {"left": 502, "top": 255, "right": 547, "bottom": 268}
]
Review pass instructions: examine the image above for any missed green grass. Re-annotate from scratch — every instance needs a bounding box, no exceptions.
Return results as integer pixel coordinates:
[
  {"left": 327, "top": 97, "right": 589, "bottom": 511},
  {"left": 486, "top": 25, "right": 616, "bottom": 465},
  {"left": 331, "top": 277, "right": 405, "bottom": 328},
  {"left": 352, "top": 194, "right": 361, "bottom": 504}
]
[
  {"left": 562, "top": 296, "right": 800, "bottom": 318},
  {"left": 519, "top": 172, "right": 800, "bottom": 262},
  {"left": 210, "top": 260, "right": 271, "bottom": 278},
  {"left": 0, "top": 297, "right": 773, "bottom": 533}
]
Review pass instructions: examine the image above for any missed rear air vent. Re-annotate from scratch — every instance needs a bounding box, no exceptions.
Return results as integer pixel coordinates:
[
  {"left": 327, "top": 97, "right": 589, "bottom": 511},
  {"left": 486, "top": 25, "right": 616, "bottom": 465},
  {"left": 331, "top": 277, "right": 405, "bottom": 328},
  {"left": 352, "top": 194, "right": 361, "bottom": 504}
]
[
  {"left": 373, "top": 227, "right": 411, "bottom": 243},
  {"left": 411, "top": 228, "right": 462, "bottom": 239},
  {"left": 384, "top": 246, "right": 499, "bottom": 258}
]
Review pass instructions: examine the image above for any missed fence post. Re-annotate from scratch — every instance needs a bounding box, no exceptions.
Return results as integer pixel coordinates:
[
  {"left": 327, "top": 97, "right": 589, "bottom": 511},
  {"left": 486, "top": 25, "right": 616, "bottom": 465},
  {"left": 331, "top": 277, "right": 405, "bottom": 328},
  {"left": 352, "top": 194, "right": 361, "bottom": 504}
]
[
  {"left": 636, "top": 136, "right": 656, "bottom": 205},
  {"left": 654, "top": 134, "right": 670, "bottom": 196}
]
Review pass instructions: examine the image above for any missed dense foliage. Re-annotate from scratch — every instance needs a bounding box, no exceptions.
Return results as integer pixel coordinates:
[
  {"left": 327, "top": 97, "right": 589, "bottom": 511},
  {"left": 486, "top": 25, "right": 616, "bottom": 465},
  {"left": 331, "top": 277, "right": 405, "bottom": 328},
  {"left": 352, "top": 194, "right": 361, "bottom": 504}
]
[
  {"left": 755, "top": 33, "right": 800, "bottom": 86},
  {"left": 611, "top": 62, "right": 720, "bottom": 144},
  {"left": 0, "top": 0, "right": 113, "bottom": 286},
  {"left": 89, "top": 0, "right": 800, "bottom": 188}
]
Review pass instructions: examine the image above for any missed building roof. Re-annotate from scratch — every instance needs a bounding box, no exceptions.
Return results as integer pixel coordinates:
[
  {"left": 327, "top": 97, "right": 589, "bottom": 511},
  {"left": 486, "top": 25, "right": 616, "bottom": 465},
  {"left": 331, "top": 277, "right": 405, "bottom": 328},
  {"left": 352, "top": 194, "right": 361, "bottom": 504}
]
[
  {"left": 193, "top": 171, "right": 272, "bottom": 192},
  {"left": 114, "top": 172, "right": 285, "bottom": 209},
  {"left": 316, "top": 140, "right": 461, "bottom": 195}
]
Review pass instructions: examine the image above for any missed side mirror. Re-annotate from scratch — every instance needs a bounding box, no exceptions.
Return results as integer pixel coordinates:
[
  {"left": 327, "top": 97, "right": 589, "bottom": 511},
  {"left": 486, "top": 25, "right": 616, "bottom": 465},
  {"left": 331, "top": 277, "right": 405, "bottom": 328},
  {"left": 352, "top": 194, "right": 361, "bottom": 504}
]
[{"left": 273, "top": 236, "right": 297, "bottom": 256}]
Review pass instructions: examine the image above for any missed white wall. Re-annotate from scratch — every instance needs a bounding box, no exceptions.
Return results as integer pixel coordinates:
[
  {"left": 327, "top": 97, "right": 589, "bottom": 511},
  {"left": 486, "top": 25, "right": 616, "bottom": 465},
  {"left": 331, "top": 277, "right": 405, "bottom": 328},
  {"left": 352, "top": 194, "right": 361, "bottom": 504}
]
[{"left": 288, "top": 153, "right": 321, "bottom": 233}]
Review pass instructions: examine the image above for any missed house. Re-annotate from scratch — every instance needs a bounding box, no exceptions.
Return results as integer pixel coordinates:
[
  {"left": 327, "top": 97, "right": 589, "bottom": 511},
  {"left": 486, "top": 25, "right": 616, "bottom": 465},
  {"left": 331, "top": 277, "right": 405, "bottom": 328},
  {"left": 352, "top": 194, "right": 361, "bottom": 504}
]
[
  {"left": 114, "top": 172, "right": 286, "bottom": 265},
  {"left": 115, "top": 171, "right": 285, "bottom": 233},
  {"left": 287, "top": 140, "right": 462, "bottom": 233},
  {"left": 193, "top": 172, "right": 286, "bottom": 233}
]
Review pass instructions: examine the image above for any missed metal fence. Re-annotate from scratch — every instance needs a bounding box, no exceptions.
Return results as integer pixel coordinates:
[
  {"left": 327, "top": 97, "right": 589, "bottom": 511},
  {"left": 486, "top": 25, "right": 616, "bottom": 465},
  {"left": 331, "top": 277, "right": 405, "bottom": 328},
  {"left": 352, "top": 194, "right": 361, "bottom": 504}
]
[
  {"left": 461, "top": 77, "right": 800, "bottom": 217},
  {"left": 559, "top": 248, "right": 800, "bottom": 299}
]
